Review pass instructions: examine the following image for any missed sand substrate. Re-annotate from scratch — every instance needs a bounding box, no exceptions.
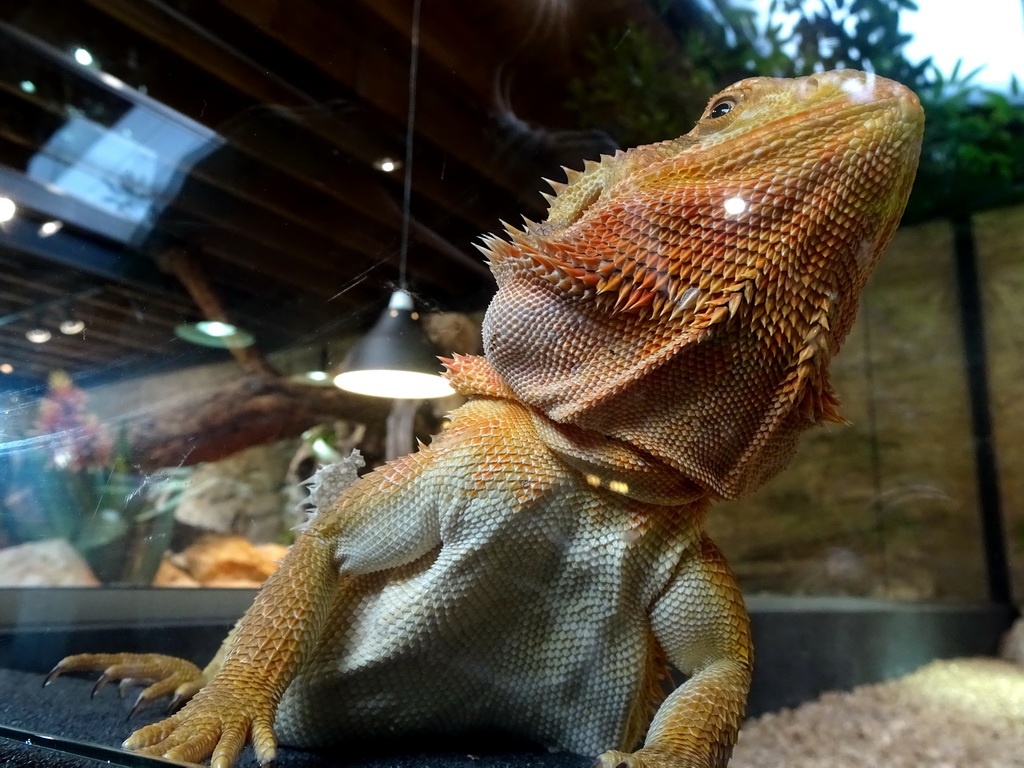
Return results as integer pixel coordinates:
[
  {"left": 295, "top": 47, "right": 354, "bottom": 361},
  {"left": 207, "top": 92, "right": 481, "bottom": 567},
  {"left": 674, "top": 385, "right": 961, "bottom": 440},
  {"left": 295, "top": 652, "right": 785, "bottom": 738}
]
[{"left": 730, "top": 658, "right": 1024, "bottom": 767}]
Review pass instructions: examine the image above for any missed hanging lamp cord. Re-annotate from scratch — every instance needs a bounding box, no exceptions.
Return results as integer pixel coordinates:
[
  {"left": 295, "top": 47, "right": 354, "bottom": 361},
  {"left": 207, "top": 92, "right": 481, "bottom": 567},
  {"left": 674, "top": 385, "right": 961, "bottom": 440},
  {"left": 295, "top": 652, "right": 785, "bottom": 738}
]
[{"left": 398, "top": 0, "right": 423, "bottom": 291}]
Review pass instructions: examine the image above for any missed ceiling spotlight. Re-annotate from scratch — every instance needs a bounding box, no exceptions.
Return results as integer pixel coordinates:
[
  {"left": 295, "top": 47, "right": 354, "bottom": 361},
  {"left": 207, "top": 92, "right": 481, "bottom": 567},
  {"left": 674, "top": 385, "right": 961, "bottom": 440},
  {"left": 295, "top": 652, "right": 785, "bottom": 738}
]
[
  {"left": 0, "top": 363, "right": 13, "bottom": 375},
  {"left": 59, "top": 313, "right": 85, "bottom": 335},
  {"left": 197, "top": 320, "right": 237, "bottom": 337},
  {"left": 38, "top": 220, "right": 63, "bottom": 237},
  {"left": 73, "top": 47, "right": 94, "bottom": 66},
  {"left": 373, "top": 157, "right": 401, "bottom": 173},
  {"left": 26, "top": 327, "right": 51, "bottom": 344},
  {"left": 58, "top": 302, "right": 85, "bottom": 334},
  {"left": 19, "top": 80, "right": 36, "bottom": 93},
  {"left": 175, "top": 320, "right": 255, "bottom": 348},
  {"left": 291, "top": 344, "right": 335, "bottom": 387},
  {"left": 0, "top": 197, "right": 15, "bottom": 223}
]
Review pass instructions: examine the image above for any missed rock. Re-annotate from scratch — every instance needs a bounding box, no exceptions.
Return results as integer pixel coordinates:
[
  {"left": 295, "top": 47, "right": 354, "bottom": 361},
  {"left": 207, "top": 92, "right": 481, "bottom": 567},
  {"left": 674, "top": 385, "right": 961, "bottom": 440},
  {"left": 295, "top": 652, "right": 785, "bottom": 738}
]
[
  {"left": 168, "top": 534, "right": 288, "bottom": 587},
  {"left": 0, "top": 539, "right": 100, "bottom": 587},
  {"left": 173, "top": 441, "right": 297, "bottom": 543},
  {"left": 152, "top": 557, "right": 200, "bottom": 588}
]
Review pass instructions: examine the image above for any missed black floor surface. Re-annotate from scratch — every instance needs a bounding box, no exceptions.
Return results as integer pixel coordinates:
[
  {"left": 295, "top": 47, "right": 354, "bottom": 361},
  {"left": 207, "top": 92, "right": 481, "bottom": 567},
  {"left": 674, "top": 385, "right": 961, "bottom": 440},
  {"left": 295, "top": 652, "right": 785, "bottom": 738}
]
[{"left": 0, "top": 668, "right": 592, "bottom": 768}]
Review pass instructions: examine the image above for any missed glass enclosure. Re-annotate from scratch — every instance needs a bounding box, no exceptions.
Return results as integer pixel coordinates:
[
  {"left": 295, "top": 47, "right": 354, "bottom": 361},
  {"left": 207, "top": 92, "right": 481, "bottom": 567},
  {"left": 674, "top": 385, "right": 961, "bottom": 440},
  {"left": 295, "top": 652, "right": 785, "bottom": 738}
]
[
  {"left": 0, "top": 0, "right": 1022, "bottom": 763},
  {"left": 3, "top": 0, "right": 1020, "bottom": 602}
]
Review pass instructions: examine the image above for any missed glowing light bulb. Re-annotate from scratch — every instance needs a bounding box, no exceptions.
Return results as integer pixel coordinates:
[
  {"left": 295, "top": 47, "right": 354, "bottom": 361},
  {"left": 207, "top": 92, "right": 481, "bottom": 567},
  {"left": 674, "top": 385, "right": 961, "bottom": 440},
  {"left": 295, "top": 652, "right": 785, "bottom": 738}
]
[
  {"left": 38, "top": 220, "right": 63, "bottom": 237},
  {"left": 196, "top": 320, "right": 237, "bottom": 337},
  {"left": 26, "top": 327, "right": 51, "bottom": 344},
  {"left": 73, "top": 47, "right": 94, "bottom": 66},
  {"left": 19, "top": 80, "right": 36, "bottom": 93},
  {"left": 373, "top": 158, "right": 401, "bottom": 173},
  {"left": 333, "top": 370, "right": 454, "bottom": 399},
  {"left": 0, "top": 363, "right": 13, "bottom": 374},
  {"left": 0, "top": 197, "right": 15, "bottom": 223}
]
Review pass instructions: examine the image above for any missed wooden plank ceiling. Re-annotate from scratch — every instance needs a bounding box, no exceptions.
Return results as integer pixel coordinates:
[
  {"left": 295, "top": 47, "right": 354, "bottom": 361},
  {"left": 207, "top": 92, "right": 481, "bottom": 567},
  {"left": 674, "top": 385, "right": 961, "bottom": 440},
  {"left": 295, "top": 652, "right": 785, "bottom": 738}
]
[{"left": 0, "top": 0, "right": 672, "bottom": 388}]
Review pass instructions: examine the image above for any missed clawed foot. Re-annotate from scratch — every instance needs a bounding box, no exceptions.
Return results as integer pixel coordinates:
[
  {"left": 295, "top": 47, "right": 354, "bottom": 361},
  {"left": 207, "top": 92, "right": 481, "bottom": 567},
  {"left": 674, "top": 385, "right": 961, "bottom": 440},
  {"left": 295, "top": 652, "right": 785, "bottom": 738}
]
[
  {"left": 124, "top": 685, "right": 277, "bottom": 768},
  {"left": 45, "top": 653, "right": 205, "bottom": 717},
  {"left": 595, "top": 750, "right": 646, "bottom": 768},
  {"left": 46, "top": 654, "right": 275, "bottom": 767},
  {"left": 594, "top": 748, "right": 711, "bottom": 768}
]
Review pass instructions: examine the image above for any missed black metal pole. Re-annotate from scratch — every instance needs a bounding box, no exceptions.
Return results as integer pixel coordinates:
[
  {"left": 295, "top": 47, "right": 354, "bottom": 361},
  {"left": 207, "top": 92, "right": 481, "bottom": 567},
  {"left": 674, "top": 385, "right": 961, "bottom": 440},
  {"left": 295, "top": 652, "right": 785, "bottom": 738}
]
[{"left": 951, "top": 215, "right": 1012, "bottom": 604}]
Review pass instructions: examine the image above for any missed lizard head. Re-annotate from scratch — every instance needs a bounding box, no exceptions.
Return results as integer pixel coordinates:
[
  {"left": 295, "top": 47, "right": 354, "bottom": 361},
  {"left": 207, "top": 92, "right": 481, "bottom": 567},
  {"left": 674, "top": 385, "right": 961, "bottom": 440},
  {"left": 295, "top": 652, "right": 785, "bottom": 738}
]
[{"left": 479, "top": 69, "right": 924, "bottom": 498}]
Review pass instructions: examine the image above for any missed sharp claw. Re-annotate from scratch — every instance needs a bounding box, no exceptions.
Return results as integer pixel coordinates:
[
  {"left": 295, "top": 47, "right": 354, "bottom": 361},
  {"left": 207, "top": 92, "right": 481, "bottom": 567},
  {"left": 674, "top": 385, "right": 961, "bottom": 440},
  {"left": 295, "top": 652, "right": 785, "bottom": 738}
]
[
  {"left": 128, "top": 691, "right": 150, "bottom": 720},
  {"left": 118, "top": 678, "right": 135, "bottom": 699},
  {"left": 43, "top": 665, "right": 63, "bottom": 687},
  {"left": 167, "top": 692, "right": 185, "bottom": 714},
  {"left": 91, "top": 672, "right": 111, "bottom": 698}
]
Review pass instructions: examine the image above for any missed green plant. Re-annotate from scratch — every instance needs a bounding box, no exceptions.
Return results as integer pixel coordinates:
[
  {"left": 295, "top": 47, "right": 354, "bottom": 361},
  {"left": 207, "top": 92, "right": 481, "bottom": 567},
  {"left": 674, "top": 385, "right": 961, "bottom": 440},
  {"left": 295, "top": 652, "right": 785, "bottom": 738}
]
[
  {"left": 907, "top": 65, "right": 1024, "bottom": 220},
  {"left": 0, "top": 372, "right": 182, "bottom": 584},
  {"left": 565, "top": 4, "right": 767, "bottom": 146}
]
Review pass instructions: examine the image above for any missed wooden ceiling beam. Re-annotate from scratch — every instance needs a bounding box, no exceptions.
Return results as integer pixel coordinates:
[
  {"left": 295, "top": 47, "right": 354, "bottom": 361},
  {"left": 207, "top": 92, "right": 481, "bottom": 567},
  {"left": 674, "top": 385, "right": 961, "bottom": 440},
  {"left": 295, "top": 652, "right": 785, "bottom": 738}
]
[
  {"left": 82, "top": 297, "right": 180, "bottom": 330},
  {"left": 0, "top": 115, "right": 345, "bottom": 316},
  {"left": 214, "top": 0, "right": 540, "bottom": 211},
  {"left": 62, "top": 0, "right": 489, "bottom": 269},
  {"left": 0, "top": 270, "right": 98, "bottom": 311},
  {"left": 159, "top": 248, "right": 277, "bottom": 376},
  {"left": 0, "top": 59, "right": 491, "bottom": 293},
  {"left": 353, "top": 0, "right": 582, "bottom": 129},
  {"left": 0, "top": 89, "right": 398, "bottom": 283},
  {"left": 0, "top": 329, "right": 103, "bottom": 363},
  {"left": 0, "top": 340, "right": 56, "bottom": 379},
  {"left": 0, "top": 281, "right": 173, "bottom": 351},
  {"left": 75, "top": 0, "right": 516, "bottom": 234},
  {"left": 0, "top": 104, "right": 444, "bottom": 314},
  {"left": 204, "top": 112, "right": 491, "bottom": 277},
  {"left": 0, "top": 293, "right": 174, "bottom": 346},
  {"left": 353, "top": 0, "right": 500, "bottom": 108},
  {"left": 159, "top": 175, "right": 392, "bottom": 272},
  {"left": 0, "top": 202, "right": 180, "bottom": 300},
  {"left": 190, "top": 231, "right": 378, "bottom": 300},
  {"left": 101, "top": 285, "right": 197, "bottom": 318}
]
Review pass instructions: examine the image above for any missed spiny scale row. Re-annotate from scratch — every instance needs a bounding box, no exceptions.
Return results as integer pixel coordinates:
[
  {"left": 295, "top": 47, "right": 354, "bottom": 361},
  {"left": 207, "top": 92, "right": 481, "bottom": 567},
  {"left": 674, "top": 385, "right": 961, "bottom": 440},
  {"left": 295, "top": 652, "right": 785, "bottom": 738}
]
[
  {"left": 536, "top": 154, "right": 628, "bottom": 210},
  {"left": 486, "top": 217, "right": 763, "bottom": 325}
]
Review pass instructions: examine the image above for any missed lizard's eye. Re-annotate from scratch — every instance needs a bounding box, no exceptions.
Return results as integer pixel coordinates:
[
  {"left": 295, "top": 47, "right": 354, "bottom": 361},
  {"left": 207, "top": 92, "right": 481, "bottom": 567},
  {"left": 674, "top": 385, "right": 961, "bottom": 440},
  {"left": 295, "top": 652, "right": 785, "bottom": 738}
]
[{"left": 707, "top": 97, "right": 736, "bottom": 119}]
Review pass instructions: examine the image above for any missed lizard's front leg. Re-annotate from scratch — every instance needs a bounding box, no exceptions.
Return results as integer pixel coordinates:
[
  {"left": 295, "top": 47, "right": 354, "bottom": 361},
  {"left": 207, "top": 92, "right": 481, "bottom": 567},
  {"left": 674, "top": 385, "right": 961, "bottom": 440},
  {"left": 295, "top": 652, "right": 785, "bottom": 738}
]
[
  {"left": 598, "top": 536, "right": 751, "bottom": 768},
  {"left": 123, "top": 528, "right": 340, "bottom": 767},
  {"left": 53, "top": 448, "right": 445, "bottom": 768}
]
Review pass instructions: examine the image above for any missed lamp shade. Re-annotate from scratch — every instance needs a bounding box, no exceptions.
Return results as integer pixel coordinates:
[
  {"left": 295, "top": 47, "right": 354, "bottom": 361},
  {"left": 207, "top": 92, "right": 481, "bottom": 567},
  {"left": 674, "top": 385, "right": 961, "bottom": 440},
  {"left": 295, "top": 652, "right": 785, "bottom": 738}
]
[{"left": 334, "top": 290, "right": 453, "bottom": 399}]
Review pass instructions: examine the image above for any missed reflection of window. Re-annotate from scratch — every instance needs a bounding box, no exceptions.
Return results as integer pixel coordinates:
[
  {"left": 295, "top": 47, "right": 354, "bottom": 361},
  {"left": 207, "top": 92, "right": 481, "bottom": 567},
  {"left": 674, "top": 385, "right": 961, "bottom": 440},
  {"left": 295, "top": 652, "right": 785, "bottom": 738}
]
[{"left": 26, "top": 105, "right": 220, "bottom": 244}]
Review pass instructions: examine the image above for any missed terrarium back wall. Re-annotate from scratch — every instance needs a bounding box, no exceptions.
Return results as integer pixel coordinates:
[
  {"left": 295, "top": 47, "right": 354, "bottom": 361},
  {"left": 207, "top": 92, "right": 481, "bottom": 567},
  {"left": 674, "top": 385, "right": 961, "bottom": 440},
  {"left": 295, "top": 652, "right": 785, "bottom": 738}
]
[
  {"left": 977, "top": 205, "right": 1024, "bottom": 603},
  {"left": 5, "top": 211, "right": 1022, "bottom": 599}
]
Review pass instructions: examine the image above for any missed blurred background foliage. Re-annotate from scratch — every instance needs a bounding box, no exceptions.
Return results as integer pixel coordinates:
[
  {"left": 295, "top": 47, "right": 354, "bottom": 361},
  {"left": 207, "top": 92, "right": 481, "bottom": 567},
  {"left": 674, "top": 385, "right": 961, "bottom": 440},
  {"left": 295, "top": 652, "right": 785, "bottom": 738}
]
[{"left": 565, "top": 0, "right": 1024, "bottom": 223}]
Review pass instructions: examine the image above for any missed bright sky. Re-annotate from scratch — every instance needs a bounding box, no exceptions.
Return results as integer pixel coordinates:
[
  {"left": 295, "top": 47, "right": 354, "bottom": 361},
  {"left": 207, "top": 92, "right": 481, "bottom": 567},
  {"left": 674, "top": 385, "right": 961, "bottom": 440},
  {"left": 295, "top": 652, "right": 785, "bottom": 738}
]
[
  {"left": 745, "top": 0, "right": 1023, "bottom": 91},
  {"left": 901, "top": 0, "right": 1022, "bottom": 89}
]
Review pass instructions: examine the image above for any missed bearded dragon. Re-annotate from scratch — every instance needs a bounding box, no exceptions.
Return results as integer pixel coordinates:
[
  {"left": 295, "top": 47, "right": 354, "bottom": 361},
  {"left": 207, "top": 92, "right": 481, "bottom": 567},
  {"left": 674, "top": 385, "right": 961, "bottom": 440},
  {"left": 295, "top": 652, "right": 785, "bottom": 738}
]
[{"left": 47, "top": 69, "right": 923, "bottom": 768}]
